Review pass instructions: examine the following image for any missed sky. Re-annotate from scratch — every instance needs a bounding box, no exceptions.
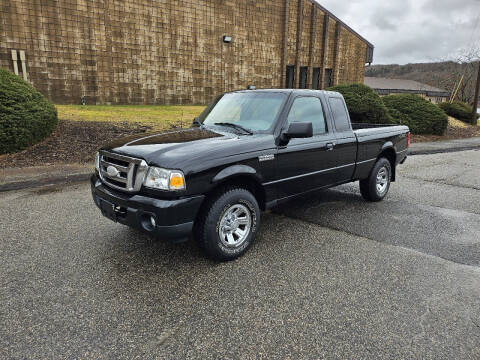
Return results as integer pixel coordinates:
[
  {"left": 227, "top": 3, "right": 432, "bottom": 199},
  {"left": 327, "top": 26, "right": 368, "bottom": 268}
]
[{"left": 316, "top": 0, "right": 480, "bottom": 65}]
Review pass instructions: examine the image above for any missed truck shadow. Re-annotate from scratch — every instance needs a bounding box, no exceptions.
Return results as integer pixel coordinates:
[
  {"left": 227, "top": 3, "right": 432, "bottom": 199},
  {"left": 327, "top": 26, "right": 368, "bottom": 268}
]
[
  {"left": 104, "top": 186, "right": 357, "bottom": 271},
  {"left": 93, "top": 186, "right": 388, "bottom": 303},
  {"left": 272, "top": 185, "right": 364, "bottom": 217}
]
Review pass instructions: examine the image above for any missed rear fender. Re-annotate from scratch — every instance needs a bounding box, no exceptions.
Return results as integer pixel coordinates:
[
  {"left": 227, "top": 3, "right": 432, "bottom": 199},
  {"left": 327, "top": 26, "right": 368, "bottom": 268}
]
[
  {"left": 381, "top": 141, "right": 395, "bottom": 153},
  {"left": 379, "top": 144, "right": 397, "bottom": 182}
]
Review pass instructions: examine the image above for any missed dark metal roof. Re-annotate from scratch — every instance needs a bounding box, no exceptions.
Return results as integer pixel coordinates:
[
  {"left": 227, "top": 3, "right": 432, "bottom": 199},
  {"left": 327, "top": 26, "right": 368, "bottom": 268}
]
[
  {"left": 230, "top": 89, "right": 343, "bottom": 96},
  {"left": 310, "top": 0, "right": 374, "bottom": 49},
  {"left": 364, "top": 77, "right": 450, "bottom": 97}
]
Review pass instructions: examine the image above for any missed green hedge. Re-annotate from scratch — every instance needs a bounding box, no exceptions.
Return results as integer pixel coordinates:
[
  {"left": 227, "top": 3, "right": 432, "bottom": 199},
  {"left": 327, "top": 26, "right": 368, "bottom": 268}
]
[
  {"left": 327, "top": 83, "right": 393, "bottom": 124},
  {"left": 387, "top": 107, "right": 412, "bottom": 126},
  {"left": 382, "top": 94, "right": 448, "bottom": 135},
  {"left": 438, "top": 101, "right": 478, "bottom": 123},
  {"left": 0, "top": 68, "right": 58, "bottom": 154}
]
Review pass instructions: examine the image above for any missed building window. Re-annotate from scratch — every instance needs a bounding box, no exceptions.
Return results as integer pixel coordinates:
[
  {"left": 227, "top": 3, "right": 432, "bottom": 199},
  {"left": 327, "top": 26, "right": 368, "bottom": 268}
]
[
  {"left": 11, "top": 49, "right": 28, "bottom": 81},
  {"left": 299, "top": 67, "right": 308, "bottom": 89},
  {"left": 312, "top": 68, "right": 321, "bottom": 89},
  {"left": 366, "top": 46, "right": 374, "bottom": 65},
  {"left": 286, "top": 65, "right": 295, "bottom": 89},
  {"left": 11, "top": 50, "right": 19, "bottom": 75},
  {"left": 324, "top": 68, "right": 333, "bottom": 88}
]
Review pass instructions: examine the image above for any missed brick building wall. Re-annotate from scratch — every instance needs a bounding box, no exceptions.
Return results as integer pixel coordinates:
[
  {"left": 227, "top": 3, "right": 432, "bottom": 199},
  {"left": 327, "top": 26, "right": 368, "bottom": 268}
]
[{"left": 0, "top": 0, "right": 373, "bottom": 105}]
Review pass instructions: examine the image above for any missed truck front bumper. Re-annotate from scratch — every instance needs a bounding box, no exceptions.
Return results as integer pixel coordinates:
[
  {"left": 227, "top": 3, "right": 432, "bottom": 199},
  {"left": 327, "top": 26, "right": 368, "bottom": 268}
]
[{"left": 91, "top": 175, "right": 204, "bottom": 239}]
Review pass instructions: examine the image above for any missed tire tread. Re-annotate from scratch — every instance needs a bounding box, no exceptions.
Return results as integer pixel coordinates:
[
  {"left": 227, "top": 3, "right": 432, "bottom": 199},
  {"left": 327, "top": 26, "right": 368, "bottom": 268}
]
[
  {"left": 194, "top": 187, "right": 259, "bottom": 261},
  {"left": 360, "top": 157, "right": 391, "bottom": 202}
]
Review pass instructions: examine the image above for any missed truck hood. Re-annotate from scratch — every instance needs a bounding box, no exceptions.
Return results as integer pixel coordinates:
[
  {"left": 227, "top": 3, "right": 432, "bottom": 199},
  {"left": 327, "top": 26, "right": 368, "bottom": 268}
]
[{"left": 101, "top": 127, "right": 275, "bottom": 170}]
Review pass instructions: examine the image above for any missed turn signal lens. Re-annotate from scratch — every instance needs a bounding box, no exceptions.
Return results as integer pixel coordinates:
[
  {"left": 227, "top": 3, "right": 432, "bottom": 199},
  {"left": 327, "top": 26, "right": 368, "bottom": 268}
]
[{"left": 169, "top": 172, "right": 185, "bottom": 190}]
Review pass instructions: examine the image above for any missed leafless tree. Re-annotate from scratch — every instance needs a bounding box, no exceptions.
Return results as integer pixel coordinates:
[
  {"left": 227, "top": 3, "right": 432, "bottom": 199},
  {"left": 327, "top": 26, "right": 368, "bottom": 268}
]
[{"left": 446, "top": 45, "right": 480, "bottom": 105}]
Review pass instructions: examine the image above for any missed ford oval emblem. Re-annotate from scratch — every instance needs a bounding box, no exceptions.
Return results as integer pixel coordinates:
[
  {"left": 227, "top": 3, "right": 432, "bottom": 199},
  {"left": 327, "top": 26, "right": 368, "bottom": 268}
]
[{"left": 106, "top": 165, "right": 119, "bottom": 177}]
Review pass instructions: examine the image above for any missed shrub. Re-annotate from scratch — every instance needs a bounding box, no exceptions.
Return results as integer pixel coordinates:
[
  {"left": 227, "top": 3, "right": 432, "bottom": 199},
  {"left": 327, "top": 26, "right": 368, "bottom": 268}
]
[
  {"left": 382, "top": 94, "right": 448, "bottom": 135},
  {"left": 327, "top": 83, "right": 393, "bottom": 124},
  {"left": 438, "top": 101, "right": 478, "bottom": 123},
  {"left": 387, "top": 107, "right": 412, "bottom": 126},
  {"left": 0, "top": 68, "right": 58, "bottom": 154}
]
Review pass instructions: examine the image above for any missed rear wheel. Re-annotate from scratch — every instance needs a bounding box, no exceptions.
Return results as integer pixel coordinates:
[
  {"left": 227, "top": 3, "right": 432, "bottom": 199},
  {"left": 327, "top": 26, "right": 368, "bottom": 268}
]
[
  {"left": 194, "top": 187, "right": 260, "bottom": 261},
  {"left": 360, "top": 157, "right": 392, "bottom": 202}
]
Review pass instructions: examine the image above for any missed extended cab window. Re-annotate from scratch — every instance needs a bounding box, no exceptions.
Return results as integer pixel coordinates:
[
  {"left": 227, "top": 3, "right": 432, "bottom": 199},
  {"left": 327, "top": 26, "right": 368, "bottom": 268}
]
[
  {"left": 287, "top": 97, "right": 326, "bottom": 135},
  {"left": 328, "top": 97, "right": 350, "bottom": 132}
]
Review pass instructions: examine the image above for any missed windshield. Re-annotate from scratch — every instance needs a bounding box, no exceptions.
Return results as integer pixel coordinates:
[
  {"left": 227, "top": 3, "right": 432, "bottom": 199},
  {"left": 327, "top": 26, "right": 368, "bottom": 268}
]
[{"left": 200, "top": 92, "right": 287, "bottom": 132}]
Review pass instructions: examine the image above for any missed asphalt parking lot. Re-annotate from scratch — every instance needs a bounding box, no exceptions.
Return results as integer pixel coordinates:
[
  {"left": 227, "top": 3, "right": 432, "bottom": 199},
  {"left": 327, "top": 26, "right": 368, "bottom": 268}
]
[{"left": 1, "top": 150, "right": 479, "bottom": 359}]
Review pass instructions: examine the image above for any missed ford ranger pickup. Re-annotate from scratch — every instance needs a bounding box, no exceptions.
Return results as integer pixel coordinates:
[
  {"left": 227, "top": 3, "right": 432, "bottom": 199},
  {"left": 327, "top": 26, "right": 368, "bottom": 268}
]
[{"left": 91, "top": 89, "right": 410, "bottom": 260}]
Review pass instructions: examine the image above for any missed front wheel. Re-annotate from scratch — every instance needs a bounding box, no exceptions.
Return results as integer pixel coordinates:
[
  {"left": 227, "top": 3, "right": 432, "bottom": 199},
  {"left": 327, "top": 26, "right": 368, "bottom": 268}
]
[
  {"left": 194, "top": 188, "right": 260, "bottom": 261},
  {"left": 359, "top": 158, "right": 392, "bottom": 202}
]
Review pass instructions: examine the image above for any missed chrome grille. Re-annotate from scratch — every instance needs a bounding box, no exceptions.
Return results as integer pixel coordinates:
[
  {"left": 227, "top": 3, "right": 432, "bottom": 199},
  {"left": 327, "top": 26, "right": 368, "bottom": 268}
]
[{"left": 98, "top": 150, "right": 148, "bottom": 192}]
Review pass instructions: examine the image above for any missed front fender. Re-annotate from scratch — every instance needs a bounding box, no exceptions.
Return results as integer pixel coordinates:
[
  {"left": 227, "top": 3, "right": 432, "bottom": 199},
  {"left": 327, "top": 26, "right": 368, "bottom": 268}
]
[{"left": 212, "top": 165, "right": 262, "bottom": 184}]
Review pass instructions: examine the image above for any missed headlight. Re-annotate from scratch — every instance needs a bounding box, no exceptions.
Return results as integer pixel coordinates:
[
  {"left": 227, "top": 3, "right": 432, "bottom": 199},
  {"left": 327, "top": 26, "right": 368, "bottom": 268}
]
[
  {"left": 144, "top": 167, "right": 186, "bottom": 191},
  {"left": 95, "top": 152, "right": 100, "bottom": 172}
]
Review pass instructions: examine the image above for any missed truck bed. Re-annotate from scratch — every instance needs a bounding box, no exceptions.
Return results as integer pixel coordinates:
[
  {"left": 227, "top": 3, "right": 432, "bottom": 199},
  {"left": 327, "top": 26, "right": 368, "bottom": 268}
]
[
  {"left": 348, "top": 122, "right": 409, "bottom": 183},
  {"left": 352, "top": 123, "right": 409, "bottom": 138}
]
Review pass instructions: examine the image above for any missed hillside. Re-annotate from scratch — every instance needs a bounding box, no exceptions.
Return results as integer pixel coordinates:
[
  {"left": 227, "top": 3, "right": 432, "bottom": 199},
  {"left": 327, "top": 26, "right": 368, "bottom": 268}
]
[{"left": 365, "top": 61, "right": 478, "bottom": 104}]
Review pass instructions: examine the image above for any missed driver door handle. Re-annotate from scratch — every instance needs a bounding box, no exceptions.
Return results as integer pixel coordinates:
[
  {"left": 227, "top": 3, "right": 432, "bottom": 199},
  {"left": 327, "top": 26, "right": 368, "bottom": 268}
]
[{"left": 326, "top": 142, "right": 335, "bottom": 151}]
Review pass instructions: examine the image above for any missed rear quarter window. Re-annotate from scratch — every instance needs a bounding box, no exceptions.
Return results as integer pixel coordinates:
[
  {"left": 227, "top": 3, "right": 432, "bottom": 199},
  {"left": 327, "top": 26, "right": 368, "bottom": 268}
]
[{"left": 328, "top": 97, "right": 350, "bottom": 132}]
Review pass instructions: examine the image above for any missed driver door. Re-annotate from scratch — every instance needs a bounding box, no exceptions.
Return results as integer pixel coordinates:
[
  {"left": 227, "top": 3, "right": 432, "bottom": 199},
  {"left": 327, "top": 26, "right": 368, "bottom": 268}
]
[{"left": 274, "top": 96, "right": 338, "bottom": 199}]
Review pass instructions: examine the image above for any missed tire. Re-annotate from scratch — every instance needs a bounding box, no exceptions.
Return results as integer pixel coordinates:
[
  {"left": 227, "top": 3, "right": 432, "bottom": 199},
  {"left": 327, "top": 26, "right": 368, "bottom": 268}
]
[
  {"left": 194, "top": 187, "right": 260, "bottom": 261},
  {"left": 359, "top": 157, "right": 392, "bottom": 202}
]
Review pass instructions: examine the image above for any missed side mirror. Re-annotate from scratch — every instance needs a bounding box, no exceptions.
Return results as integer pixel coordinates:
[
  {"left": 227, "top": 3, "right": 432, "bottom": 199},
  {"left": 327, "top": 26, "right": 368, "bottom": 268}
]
[
  {"left": 192, "top": 117, "right": 201, "bottom": 127},
  {"left": 285, "top": 121, "right": 313, "bottom": 138},
  {"left": 278, "top": 122, "right": 313, "bottom": 145}
]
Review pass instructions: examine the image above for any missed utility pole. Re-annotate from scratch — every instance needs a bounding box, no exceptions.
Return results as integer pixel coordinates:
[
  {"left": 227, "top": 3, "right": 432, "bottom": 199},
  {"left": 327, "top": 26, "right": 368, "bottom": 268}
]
[{"left": 473, "top": 60, "right": 480, "bottom": 125}]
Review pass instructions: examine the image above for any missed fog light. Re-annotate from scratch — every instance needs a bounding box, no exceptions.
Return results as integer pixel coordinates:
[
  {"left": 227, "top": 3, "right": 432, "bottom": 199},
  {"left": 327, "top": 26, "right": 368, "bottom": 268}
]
[{"left": 150, "top": 216, "right": 156, "bottom": 228}]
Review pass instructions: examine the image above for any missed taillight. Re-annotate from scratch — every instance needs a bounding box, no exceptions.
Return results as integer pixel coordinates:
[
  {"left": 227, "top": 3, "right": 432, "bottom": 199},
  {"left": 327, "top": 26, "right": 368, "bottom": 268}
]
[{"left": 407, "top": 132, "right": 411, "bottom": 148}]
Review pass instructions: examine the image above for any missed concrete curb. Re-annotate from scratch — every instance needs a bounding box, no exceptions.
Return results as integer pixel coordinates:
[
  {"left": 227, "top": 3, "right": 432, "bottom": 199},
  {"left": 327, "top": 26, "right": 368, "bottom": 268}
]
[
  {"left": 409, "top": 145, "right": 480, "bottom": 155},
  {"left": 408, "top": 136, "right": 480, "bottom": 156},
  {"left": 0, "top": 172, "right": 92, "bottom": 192}
]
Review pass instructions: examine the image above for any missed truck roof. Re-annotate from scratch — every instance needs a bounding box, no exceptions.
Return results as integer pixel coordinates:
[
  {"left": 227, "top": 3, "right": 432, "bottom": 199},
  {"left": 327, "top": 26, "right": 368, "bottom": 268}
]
[{"left": 229, "top": 89, "right": 342, "bottom": 97}]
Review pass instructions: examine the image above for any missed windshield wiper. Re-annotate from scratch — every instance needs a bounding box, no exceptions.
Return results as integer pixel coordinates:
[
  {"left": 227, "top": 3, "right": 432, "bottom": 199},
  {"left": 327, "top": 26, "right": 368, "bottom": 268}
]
[{"left": 214, "top": 122, "right": 253, "bottom": 135}]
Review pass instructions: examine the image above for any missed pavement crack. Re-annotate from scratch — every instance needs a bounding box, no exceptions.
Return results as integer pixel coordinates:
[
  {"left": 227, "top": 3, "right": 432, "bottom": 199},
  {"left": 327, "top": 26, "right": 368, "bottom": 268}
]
[
  {"left": 410, "top": 300, "right": 433, "bottom": 346},
  {"left": 471, "top": 318, "right": 480, "bottom": 332},
  {"left": 274, "top": 213, "right": 480, "bottom": 269},
  {"left": 400, "top": 175, "right": 480, "bottom": 191},
  {"left": 393, "top": 196, "right": 480, "bottom": 216},
  {"left": 157, "top": 328, "right": 176, "bottom": 345}
]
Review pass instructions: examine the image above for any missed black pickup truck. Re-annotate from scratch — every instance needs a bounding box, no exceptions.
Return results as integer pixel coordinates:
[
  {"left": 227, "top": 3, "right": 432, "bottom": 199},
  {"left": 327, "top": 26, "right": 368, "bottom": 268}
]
[{"left": 91, "top": 89, "right": 409, "bottom": 260}]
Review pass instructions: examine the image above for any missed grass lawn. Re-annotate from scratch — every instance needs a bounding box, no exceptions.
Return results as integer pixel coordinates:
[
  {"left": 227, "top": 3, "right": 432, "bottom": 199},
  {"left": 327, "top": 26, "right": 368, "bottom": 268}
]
[{"left": 56, "top": 105, "right": 206, "bottom": 130}]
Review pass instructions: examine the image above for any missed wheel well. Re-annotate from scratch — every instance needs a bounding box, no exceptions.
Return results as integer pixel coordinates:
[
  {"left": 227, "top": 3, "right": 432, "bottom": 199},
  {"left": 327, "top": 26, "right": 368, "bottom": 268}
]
[
  {"left": 378, "top": 148, "right": 396, "bottom": 181},
  {"left": 206, "top": 175, "right": 266, "bottom": 211}
]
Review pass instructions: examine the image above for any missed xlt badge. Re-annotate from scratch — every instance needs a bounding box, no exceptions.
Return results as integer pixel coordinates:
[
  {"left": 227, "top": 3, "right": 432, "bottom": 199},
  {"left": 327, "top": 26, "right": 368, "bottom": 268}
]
[{"left": 258, "top": 154, "right": 275, "bottom": 162}]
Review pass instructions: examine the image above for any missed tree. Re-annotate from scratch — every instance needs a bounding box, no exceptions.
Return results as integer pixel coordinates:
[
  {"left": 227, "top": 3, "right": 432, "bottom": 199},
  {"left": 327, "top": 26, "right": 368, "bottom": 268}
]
[
  {"left": 472, "top": 61, "right": 480, "bottom": 125},
  {"left": 449, "top": 47, "right": 480, "bottom": 109}
]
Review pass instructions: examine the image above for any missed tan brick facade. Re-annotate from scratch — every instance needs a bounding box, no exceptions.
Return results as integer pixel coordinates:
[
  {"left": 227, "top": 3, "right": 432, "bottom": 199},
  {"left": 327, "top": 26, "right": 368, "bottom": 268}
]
[{"left": 0, "top": 0, "right": 373, "bottom": 104}]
